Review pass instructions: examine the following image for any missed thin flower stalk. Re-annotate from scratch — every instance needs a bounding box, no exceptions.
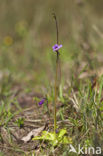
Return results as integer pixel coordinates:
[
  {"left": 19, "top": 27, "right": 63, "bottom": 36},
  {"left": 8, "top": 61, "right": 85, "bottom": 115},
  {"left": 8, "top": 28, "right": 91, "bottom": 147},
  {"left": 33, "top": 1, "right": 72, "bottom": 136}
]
[
  {"left": 54, "top": 50, "right": 59, "bottom": 132},
  {"left": 52, "top": 13, "right": 62, "bottom": 133}
]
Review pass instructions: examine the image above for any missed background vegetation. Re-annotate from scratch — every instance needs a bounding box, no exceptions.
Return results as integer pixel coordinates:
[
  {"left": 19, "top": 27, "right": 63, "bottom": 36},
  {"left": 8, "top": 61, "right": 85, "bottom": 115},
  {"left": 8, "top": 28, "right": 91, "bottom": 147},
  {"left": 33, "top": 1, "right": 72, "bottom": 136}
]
[{"left": 0, "top": 0, "right": 103, "bottom": 155}]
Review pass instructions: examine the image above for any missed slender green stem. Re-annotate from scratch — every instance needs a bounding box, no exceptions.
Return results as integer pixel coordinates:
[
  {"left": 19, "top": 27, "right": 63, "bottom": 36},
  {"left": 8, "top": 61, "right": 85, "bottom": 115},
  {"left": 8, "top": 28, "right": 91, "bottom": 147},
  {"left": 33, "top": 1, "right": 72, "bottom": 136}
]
[
  {"left": 53, "top": 13, "right": 59, "bottom": 44},
  {"left": 54, "top": 51, "right": 59, "bottom": 132},
  {"left": 53, "top": 13, "right": 60, "bottom": 133}
]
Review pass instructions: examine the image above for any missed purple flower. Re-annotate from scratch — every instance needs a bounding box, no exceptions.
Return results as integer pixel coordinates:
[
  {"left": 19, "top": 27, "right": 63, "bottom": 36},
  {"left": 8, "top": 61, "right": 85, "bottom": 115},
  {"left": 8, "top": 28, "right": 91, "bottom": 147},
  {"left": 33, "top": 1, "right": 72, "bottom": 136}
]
[
  {"left": 56, "top": 129, "right": 59, "bottom": 133},
  {"left": 52, "top": 44, "right": 62, "bottom": 52},
  {"left": 38, "top": 98, "right": 45, "bottom": 106}
]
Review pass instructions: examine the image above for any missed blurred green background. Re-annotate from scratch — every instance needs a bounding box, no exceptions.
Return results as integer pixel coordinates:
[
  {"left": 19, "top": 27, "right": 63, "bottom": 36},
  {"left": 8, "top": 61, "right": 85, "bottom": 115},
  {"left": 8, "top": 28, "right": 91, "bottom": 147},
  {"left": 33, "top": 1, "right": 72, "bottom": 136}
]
[{"left": 0, "top": 0, "right": 103, "bottom": 89}]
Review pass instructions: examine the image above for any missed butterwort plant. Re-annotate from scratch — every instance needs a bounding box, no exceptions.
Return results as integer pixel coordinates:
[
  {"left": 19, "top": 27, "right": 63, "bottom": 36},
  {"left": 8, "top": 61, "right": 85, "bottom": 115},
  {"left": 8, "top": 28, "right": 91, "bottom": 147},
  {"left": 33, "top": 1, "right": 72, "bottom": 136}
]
[{"left": 33, "top": 13, "right": 72, "bottom": 146}]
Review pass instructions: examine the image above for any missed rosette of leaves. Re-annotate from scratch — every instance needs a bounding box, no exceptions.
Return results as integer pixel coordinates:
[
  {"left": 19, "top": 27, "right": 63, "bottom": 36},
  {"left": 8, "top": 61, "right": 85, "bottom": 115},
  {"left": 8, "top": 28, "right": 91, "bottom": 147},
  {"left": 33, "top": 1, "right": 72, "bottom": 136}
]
[{"left": 32, "top": 129, "right": 72, "bottom": 147}]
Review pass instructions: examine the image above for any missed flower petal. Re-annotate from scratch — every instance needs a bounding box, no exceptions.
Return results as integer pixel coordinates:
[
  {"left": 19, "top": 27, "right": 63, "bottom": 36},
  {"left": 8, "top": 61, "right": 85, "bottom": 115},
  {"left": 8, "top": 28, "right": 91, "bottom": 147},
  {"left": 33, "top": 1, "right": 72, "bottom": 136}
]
[
  {"left": 52, "top": 44, "right": 62, "bottom": 52},
  {"left": 38, "top": 99, "right": 45, "bottom": 106}
]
